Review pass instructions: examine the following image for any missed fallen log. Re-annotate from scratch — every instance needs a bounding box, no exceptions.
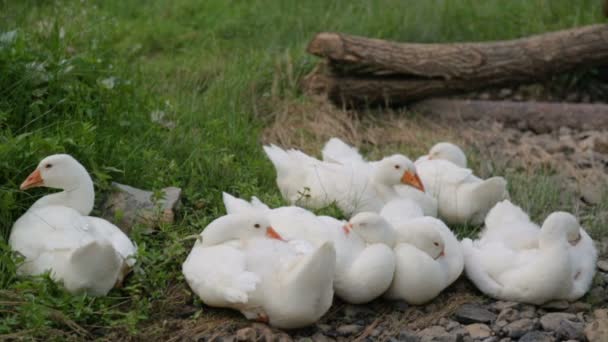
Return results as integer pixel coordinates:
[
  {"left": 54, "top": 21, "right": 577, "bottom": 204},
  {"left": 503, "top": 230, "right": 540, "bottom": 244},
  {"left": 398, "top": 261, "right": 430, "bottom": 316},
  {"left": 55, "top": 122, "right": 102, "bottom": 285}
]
[
  {"left": 410, "top": 99, "right": 608, "bottom": 133},
  {"left": 303, "top": 25, "right": 608, "bottom": 106}
]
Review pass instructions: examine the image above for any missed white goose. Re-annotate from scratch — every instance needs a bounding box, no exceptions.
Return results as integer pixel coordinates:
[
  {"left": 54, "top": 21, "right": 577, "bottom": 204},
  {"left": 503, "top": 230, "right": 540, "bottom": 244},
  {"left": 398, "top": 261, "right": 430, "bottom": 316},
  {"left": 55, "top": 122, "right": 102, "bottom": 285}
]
[
  {"left": 263, "top": 144, "right": 424, "bottom": 217},
  {"left": 182, "top": 213, "right": 336, "bottom": 329},
  {"left": 223, "top": 193, "right": 396, "bottom": 304},
  {"left": 9, "top": 154, "right": 137, "bottom": 296},
  {"left": 461, "top": 211, "right": 583, "bottom": 304},
  {"left": 380, "top": 199, "right": 464, "bottom": 286},
  {"left": 384, "top": 221, "right": 451, "bottom": 304},
  {"left": 478, "top": 200, "right": 597, "bottom": 300},
  {"left": 415, "top": 157, "right": 508, "bottom": 225},
  {"left": 415, "top": 142, "right": 468, "bottom": 168},
  {"left": 320, "top": 138, "right": 437, "bottom": 217}
]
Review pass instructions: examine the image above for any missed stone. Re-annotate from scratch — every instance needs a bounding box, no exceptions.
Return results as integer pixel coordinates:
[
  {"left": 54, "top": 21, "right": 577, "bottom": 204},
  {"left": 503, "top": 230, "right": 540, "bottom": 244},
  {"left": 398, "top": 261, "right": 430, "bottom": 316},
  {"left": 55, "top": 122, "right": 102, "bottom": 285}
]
[
  {"left": 465, "top": 323, "right": 492, "bottom": 339},
  {"left": 597, "top": 259, "right": 608, "bottom": 272},
  {"left": 540, "top": 312, "right": 584, "bottom": 340},
  {"left": 336, "top": 324, "right": 363, "bottom": 336},
  {"left": 454, "top": 304, "right": 497, "bottom": 324},
  {"left": 480, "top": 338, "right": 498, "bottom": 342},
  {"left": 497, "top": 308, "right": 519, "bottom": 322},
  {"left": 445, "top": 320, "right": 461, "bottom": 331},
  {"left": 418, "top": 326, "right": 456, "bottom": 342},
  {"left": 343, "top": 305, "right": 375, "bottom": 322},
  {"left": 492, "top": 301, "right": 520, "bottom": 311},
  {"left": 585, "top": 310, "right": 608, "bottom": 342},
  {"left": 570, "top": 302, "right": 591, "bottom": 312},
  {"left": 102, "top": 182, "right": 181, "bottom": 232},
  {"left": 396, "top": 329, "right": 420, "bottom": 342},
  {"left": 541, "top": 300, "right": 570, "bottom": 311},
  {"left": 502, "top": 318, "right": 537, "bottom": 338},
  {"left": 311, "top": 333, "right": 335, "bottom": 342},
  {"left": 518, "top": 331, "right": 555, "bottom": 342},
  {"left": 235, "top": 327, "right": 257, "bottom": 341}
]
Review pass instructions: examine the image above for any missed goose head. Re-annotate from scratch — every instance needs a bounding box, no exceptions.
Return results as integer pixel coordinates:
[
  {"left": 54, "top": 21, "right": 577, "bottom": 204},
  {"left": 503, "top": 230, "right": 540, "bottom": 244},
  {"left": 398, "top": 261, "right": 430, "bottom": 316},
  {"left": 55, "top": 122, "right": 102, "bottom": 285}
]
[
  {"left": 409, "top": 227, "right": 445, "bottom": 260},
  {"left": 396, "top": 218, "right": 445, "bottom": 260},
  {"left": 345, "top": 212, "right": 396, "bottom": 247},
  {"left": 428, "top": 142, "right": 467, "bottom": 168},
  {"left": 200, "top": 213, "right": 283, "bottom": 247},
  {"left": 20, "top": 154, "right": 88, "bottom": 191},
  {"left": 539, "top": 212, "right": 581, "bottom": 249},
  {"left": 373, "top": 154, "right": 424, "bottom": 192},
  {"left": 19, "top": 154, "right": 95, "bottom": 215}
]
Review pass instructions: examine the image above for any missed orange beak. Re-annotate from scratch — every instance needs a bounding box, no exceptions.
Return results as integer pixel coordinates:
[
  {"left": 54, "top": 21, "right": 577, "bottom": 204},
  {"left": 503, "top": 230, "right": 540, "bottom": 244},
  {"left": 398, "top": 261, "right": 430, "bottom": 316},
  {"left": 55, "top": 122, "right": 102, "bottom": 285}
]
[
  {"left": 20, "top": 169, "right": 44, "bottom": 190},
  {"left": 265, "top": 227, "right": 285, "bottom": 241},
  {"left": 342, "top": 223, "right": 352, "bottom": 235},
  {"left": 401, "top": 171, "right": 425, "bottom": 192}
]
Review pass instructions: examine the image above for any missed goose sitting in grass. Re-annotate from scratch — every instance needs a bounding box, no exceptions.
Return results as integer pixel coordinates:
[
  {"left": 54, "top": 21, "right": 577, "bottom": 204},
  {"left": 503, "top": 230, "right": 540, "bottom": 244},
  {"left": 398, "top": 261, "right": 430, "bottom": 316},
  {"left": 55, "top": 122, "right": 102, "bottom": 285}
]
[
  {"left": 9, "top": 154, "right": 137, "bottom": 296},
  {"left": 415, "top": 142, "right": 468, "bottom": 168},
  {"left": 415, "top": 155, "right": 508, "bottom": 225},
  {"left": 380, "top": 199, "right": 464, "bottom": 304},
  {"left": 182, "top": 212, "right": 336, "bottom": 329},
  {"left": 263, "top": 144, "right": 424, "bottom": 217},
  {"left": 320, "top": 138, "right": 437, "bottom": 217},
  {"left": 223, "top": 193, "right": 396, "bottom": 304},
  {"left": 461, "top": 210, "right": 586, "bottom": 304},
  {"left": 477, "top": 200, "right": 597, "bottom": 300}
]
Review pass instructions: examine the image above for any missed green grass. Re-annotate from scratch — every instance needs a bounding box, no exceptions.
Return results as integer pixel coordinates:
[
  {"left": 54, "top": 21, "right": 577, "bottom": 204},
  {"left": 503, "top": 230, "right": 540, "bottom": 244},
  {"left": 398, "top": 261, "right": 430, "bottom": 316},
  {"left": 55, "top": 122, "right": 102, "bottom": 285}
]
[{"left": 0, "top": 0, "right": 606, "bottom": 339}]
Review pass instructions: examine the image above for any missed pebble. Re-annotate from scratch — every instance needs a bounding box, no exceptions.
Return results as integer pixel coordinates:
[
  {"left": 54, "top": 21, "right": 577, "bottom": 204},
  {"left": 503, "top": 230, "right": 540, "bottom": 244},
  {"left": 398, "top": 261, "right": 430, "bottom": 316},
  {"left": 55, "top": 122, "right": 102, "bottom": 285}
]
[
  {"left": 597, "top": 259, "right": 608, "bottom": 272},
  {"left": 540, "top": 312, "right": 584, "bottom": 340},
  {"left": 418, "top": 326, "right": 457, "bottom": 342},
  {"left": 502, "top": 318, "right": 537, "bottom": 338},
  {"left": 518, "top": 331, "right": 555, "bottom": 342},
  {"left": 570, "top": 302, "right": 591, "bottom": 312},
  {"left": 541, "top": 300, "right": 570, "bottom": 311},
  {"left": 497, "top": 308, "right": 519, "bottom": 322},
  {"left": 396, "top": 329, "right": 419, "bottom": 342},
  {"left": 585, "top": 309, "right": 608, "bottom": 342},
  {"left": 454, "top": 304, "right": 497, "bottom": 324},
  {"left": 336, "top": 324, "right": 363, "bottom": 336},
  {"left": 235, "top": 327, "right": 256, "bottom": 341},
  {"left": 465, "top": 323, "right": 492, "bottom": 339},
  {"left": 311, "top": 333, "right": 334, "bottom": 342}
]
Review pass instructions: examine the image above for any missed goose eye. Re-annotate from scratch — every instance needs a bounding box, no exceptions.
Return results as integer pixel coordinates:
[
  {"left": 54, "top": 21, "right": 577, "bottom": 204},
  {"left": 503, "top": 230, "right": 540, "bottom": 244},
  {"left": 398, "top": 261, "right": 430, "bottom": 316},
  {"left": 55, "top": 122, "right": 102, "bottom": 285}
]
[
  {"left": 433, "top": 242, "right": 439, "bottom": 246},
  {"left": 394, "top": 165, "right": 400, "bottom": 170},
  {"left": 253, "top": 223, "right": 261, "bottom": 229},
  {"left": 45, "top": 164, "right": 53, "bottom": 169}
]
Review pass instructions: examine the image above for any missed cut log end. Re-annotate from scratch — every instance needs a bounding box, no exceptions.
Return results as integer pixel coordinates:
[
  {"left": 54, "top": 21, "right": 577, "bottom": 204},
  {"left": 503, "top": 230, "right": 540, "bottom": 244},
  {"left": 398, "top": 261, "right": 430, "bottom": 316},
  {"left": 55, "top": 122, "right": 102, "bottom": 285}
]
[{"left": 307, "top": 32, "right": 345, "bottom": 58}]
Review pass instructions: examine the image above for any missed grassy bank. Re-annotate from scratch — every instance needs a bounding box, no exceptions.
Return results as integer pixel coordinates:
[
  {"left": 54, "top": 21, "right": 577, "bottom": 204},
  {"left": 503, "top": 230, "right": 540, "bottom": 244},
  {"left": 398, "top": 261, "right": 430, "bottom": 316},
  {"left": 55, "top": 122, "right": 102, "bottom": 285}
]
[{"left": 0, "top": 0, "right": 605, "bottom": 338}]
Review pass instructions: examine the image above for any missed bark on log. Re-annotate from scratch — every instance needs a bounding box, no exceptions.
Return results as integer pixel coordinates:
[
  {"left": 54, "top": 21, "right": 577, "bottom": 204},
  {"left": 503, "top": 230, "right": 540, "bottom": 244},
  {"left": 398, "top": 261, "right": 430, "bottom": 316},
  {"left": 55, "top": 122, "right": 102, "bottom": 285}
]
[
  {"left": 410, "top": 99, "right": 608, "bottom": 133},
  {"left": 303, "top": 25, "right": 608, "bottom": 106}
]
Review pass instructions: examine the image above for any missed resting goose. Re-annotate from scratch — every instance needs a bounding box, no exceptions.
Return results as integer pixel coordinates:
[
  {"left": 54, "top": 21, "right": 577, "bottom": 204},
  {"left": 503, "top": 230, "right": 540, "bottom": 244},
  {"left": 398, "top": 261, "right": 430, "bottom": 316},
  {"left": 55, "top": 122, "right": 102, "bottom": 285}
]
[
  {"left": 415, "top": 142, "right": 467, "bottom": 168},
  {"left": 380, "top": 199, "right": 464, "bottom": 286},
  {"left": 182, "top": 213, "right": 336, "bottom": 329},
  {"left": 415, "top": 158, "right": 508, "bottom": 225},
  {"left": 263, "top": 144, "right": 424, "bottom": 216},
  {"left": 462, "top": 211, "right": 582, "bottom": 304},
  {"left": 9, "top": 154, "right": 137, "bottom": 296},
  {"left": 384, "top": 221, "right": 451, "bottom": 304},
  {"left": 479, "top": 200, "right": 597, "bottom": 300},
  {"left": 320, "top": 138, "right": 437, "bottom": 217},
  {"left": 223, "top": 193, "right": 396, "bottom": 304}
]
